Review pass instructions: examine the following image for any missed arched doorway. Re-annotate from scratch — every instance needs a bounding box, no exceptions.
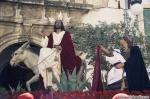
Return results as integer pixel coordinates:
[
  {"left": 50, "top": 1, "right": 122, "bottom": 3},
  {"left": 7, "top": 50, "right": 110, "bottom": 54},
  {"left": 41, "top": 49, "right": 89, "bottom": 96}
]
[{"left": 0, "top": 42, "right": 43, "bottom": 91}]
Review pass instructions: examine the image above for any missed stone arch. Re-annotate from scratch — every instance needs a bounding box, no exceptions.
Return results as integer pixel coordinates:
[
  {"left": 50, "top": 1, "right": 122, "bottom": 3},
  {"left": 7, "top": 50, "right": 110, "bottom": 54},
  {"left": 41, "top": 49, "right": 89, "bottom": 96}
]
[
  {"left": 0, "top": 33, "right": 41, "bottom": 53},
  {"left": 0, "top": 34, "right": 42, "bottom": 91}
]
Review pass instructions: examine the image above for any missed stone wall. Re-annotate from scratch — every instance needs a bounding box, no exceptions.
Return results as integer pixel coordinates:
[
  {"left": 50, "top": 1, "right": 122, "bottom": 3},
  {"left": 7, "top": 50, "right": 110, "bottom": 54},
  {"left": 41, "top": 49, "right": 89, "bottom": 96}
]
[{"left": 0, "top": 0, "right": 93, "bottom": 53}]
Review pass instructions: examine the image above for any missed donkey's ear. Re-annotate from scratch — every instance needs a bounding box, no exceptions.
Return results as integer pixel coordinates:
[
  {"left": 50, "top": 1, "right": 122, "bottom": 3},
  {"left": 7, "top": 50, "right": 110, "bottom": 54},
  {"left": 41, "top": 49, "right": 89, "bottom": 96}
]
[{"left": 20, "top": 41, "right": 30, "bottom": 49}]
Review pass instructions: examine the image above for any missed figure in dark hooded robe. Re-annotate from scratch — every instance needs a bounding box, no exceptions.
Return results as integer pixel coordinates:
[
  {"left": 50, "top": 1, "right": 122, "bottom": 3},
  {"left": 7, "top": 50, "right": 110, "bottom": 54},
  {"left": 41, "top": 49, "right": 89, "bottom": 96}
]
[{"left": 119, "top": 35, "right": 150, "bottom": 91}]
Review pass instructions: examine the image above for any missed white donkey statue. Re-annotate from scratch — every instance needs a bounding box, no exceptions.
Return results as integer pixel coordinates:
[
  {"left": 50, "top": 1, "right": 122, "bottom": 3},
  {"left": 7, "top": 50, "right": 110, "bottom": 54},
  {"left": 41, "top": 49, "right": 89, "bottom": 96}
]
[
  {"left": 10, "top": 41, "right": 90, "bottom": 91},
  {"left": 10, "top": 41, "right": 40, "bottom": 91}
]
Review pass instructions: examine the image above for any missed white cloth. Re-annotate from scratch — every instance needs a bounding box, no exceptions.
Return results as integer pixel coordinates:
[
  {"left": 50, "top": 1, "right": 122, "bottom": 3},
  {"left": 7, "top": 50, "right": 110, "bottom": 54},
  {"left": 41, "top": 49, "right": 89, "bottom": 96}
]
[
  {"left": 105, "top": 49, "right": 126, "bottom": 85},
  {"left": 105, "top": 49, "right": 126, "bottom": 65},
  {"left": 38, "top": 31, "right": 65, "bottom": 90},
  {"left": 53, "top": 31, "right": 65, "bottom": 45},
  {"left": 40, "top": 36, "right": 49, "bottom": 48},
  {"left": 38, "top": 48, "right": 61, "bottom": 90},
  {"left": 107, "top": 67, "right": 126, "bottom": 85},
  {"left": 40, "top": 31, "right": 65, "bottom": 48}
]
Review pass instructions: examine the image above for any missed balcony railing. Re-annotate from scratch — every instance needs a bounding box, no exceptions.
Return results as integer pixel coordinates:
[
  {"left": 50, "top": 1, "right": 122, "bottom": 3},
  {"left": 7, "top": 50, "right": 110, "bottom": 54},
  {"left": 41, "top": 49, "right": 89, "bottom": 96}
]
[
  {"left": 45, "top": 0, "right": 89, "bottom": 5},
  {"left": 45, "top": 0, "right": 93, "bottom": 9},
  {"left": 2, "top": 0, "right": 44, "bottom": 5},
  {"left": 1, "top": 0, "right": 93, "bottom": 10}
]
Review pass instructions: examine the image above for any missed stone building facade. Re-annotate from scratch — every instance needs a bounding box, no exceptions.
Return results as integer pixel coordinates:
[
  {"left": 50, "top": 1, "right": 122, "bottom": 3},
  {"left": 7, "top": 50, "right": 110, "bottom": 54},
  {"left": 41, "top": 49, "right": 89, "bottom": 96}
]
[
  {"left": 0, "top": 0, "right": 94, "bottom": 89},
  {"left": 0, "top": 0, "right": 109, "bottom": 53}
]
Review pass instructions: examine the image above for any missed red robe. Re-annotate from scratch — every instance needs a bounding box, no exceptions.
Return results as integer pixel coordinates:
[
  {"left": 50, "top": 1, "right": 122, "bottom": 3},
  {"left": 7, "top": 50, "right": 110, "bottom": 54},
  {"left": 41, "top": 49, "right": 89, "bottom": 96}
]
[
  {"left": 47, "top": 31, "right": 81, "bottom": 74},
  {"left": 91, "top": 45, "right": 103, "bottom": 91}
]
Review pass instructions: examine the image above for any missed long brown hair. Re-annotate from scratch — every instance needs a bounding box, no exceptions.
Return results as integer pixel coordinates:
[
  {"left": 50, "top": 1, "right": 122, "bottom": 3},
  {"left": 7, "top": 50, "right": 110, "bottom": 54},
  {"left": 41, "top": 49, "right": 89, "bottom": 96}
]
[
  {"left": 54, "top": 20, "right": 65, "bottom": 32},
  {"left": 122, "top": 35, "right": 133, "bottom": 47}
]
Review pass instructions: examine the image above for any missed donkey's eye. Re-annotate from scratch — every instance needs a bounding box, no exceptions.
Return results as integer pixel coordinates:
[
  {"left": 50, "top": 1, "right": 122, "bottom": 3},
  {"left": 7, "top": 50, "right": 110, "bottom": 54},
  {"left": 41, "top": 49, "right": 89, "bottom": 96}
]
[
  {"left": 20, "top": 51, "right": 24, "bottom": 54},
  {"left": 11, "top": 53, "right": 17, "bottom": 57}
]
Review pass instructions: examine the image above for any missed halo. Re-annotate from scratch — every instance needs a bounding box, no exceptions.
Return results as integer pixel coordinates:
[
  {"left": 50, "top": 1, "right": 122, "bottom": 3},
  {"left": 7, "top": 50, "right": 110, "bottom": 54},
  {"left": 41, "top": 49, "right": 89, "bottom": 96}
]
[{"left": 48, "top": 12, "right": 71, "bottom": 26}]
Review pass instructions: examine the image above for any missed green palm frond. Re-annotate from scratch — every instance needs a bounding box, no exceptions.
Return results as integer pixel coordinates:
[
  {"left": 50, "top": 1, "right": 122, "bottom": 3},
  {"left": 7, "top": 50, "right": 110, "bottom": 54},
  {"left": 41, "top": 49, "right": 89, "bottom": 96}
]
[
  {"left": 57, "top": 69, "right": 68, "bottom": 92},
  {"left": 9, "top": 82, "right": 24, "bottom": 94},
  {"left": 68, "top": 68, "right": 77, "bottom": 91},
  {"left": 57, "top": 67, "right": 90, "bottom": 91}
]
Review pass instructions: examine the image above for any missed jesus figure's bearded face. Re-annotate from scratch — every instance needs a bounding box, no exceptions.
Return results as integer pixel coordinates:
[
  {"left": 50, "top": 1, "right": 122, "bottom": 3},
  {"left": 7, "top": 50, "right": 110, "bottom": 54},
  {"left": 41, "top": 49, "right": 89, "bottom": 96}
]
[{"left": 55, "top": 20, "right": 62, "bottom": 29}]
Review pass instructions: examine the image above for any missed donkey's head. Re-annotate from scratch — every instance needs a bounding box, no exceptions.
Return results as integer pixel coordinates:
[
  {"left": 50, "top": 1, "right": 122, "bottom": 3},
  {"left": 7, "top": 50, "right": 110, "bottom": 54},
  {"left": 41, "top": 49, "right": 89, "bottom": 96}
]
[{"left": 10, "top": 41, "right": 30, "bottom": 66}]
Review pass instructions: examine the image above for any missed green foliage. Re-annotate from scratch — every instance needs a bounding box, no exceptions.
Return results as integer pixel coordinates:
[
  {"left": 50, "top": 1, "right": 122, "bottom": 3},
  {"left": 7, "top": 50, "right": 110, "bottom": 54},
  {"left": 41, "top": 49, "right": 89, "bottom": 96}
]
[
  {"left": 57, "top": 68, "right": 90, "bottom": 92},
  {"left": 57, "top": 69, "right": 68, "bottom": 91},
  {"left": 68, "top": 68, "right": 78, "bottom": 91},
  {"left": 70, "top": 13, "right": 147, "bottom": 68}
]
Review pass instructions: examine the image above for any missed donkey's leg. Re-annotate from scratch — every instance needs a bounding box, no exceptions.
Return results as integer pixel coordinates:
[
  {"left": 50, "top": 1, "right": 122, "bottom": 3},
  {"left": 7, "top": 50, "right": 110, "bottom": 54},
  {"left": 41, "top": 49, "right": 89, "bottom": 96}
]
[{"left": 26, "top": 74, "right": 40, "bottom": 91}]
